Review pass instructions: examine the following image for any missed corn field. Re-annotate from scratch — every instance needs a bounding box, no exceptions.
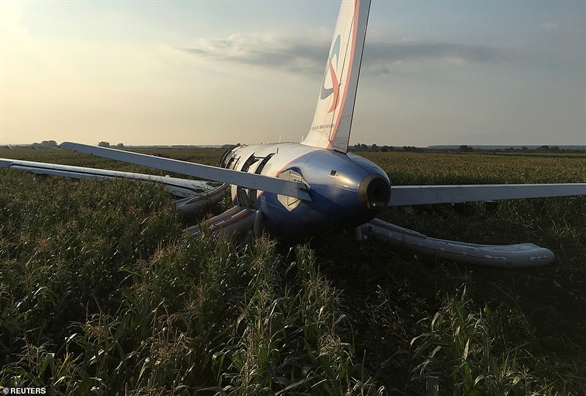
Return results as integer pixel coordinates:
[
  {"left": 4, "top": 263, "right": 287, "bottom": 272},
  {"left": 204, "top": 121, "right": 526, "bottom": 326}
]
[{"left": 1, "top": 147, "right": 585, "bottom": 395}]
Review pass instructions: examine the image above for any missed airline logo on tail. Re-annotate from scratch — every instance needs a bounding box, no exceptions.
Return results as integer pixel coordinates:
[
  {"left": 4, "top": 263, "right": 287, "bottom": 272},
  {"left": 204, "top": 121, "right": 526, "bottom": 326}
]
[
  {"left": 302, "top": 0, "right": 371, "bottom": 153},
  {"left": 320, "top": 35, "right": 341, "bottom": 114}
]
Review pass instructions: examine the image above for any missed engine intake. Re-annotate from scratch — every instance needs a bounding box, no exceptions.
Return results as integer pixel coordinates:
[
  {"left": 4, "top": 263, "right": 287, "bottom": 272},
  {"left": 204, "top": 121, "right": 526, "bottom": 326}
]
[{"left": 358, "top": 174, "right": 391, "bottom": 211}]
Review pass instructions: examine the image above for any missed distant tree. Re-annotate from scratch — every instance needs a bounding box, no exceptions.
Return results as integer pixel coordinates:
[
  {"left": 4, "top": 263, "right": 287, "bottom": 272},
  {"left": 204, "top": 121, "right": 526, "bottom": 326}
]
[
  {"left": 360, "top": 143, "right": 368, "bottom": 151},
  {"left": 98, "top": 141, "right": 110, "bottom": 147},
  {"left": 116, "top": 143, "right": 124, "bottom": 148},
  {"left": 521, "top": 146, "right": 529, "bottom": 152},
  {"left": 41, "top": 140, "right": 58, "bottom": 148},
  {"left": 403, "top": 146, "right": 422, "bottom": 152},
  {"left": 458, "top": 145, "right": 473, "bottom": 152},
  {"left": 537, "top": 145, "right": 550, "bottom": 153},
  {"left": 371, "top": 144, "right": 379, "bottom": 152}
]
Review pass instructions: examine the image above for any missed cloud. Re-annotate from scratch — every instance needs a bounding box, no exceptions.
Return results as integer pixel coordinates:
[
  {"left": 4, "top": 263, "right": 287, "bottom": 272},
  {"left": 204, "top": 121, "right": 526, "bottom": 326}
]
[
  {"left": 178, "top": 33, "right": 328, "bottom": 75},
  {"left": 363, "top": 40, "right": 516, "bottom": 74},
  {"left": 542, "top": 22, "right": 559, "bottom": 31},
  {"left": 177, "top": 33, "right": 521, "bottom": 76}
]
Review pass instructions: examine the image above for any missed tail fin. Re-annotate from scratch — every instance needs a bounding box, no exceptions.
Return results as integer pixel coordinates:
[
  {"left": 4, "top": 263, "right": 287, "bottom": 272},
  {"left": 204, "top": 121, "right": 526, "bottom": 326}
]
[{"left": 301, "top": 0, "right": 371, "bottom": 153}]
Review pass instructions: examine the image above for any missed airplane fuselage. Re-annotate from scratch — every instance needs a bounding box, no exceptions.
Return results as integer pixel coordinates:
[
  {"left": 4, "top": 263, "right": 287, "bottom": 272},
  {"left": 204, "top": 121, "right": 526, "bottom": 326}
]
[{"left": 220, "top": 143, "right": 391, "bottom": 239}]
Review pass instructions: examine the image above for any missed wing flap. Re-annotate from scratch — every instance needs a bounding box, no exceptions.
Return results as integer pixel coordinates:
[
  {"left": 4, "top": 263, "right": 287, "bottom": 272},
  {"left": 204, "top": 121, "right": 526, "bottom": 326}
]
[{"left": 389, "top": 184, "right": 586, "bottom": 206}]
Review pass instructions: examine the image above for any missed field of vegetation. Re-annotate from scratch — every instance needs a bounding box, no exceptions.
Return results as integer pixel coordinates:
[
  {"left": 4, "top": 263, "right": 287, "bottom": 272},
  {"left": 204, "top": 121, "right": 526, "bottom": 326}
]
[{"left": 1, "top": 147, "right": 585, "bottom": 395}]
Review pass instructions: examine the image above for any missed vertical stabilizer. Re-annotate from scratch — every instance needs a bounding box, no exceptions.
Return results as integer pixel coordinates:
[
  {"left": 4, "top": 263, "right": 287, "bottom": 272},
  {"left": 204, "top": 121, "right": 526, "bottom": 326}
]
[{"left": 301, "top": 0, "right": 371, "bottom": 153}]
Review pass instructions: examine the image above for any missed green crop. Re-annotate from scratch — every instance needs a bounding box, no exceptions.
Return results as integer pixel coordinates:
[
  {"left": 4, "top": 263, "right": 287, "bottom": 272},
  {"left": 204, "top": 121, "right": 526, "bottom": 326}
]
[{"left": 1, "top": 148, "right": 585, "bottom": 394}]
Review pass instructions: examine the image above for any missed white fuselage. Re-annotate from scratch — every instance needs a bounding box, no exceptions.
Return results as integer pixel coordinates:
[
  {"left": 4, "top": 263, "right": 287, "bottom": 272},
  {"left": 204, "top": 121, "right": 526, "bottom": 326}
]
[{"left": 220, "top": 143, "right": 391, "bottom": 239}]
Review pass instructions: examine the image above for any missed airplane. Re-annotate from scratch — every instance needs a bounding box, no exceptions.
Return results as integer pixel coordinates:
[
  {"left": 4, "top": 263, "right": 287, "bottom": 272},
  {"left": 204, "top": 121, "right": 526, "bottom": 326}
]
[{"left": 2, "top": 0, "right": 586, "bottom": 268}]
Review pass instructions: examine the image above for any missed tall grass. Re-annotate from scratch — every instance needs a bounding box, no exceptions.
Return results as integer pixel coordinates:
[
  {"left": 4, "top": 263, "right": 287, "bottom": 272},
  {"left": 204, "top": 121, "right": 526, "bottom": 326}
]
[
  {"left": 2, "top": 148, "right": 586, "bottom": 394},
  {"left": 410, "top": 286, "right": 554, "bottom": 395},
  {"left": 0, "top": 168, "right": 382, "bottom": 394}
]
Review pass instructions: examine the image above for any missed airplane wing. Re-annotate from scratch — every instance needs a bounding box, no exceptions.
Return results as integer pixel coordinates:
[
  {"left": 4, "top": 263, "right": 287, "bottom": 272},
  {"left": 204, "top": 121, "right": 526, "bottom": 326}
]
[
  {"left": 375, "top": 182, "right": 586, "bottom": 267},
  {"left": 59, "top": 142, "right": 311, "bottom": 201},
  {"left": 388, "top": 183, "right": 586, "bottom": 206},
  {"left": 0, "top": 157, "right": 216, "bottom": 198},
  {"left": 0, "top": 157, "right": 231, "bottom": 213}
]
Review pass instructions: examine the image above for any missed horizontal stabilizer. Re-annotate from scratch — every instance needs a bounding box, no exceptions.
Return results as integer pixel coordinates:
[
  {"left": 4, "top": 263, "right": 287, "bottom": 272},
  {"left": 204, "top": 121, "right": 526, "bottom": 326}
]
[
  {"left": 60, "top": 142, "right": 311, "bottom": 201},
  {"left": 389, "top": 183, "right": 586, "bottom": 206},
  {"left": 360, "top": 218, "right": 554, "bottom": 267}
]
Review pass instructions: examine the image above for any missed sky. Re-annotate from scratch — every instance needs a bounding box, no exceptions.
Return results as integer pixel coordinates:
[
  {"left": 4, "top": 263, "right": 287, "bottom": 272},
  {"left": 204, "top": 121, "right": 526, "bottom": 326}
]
[{"left": 1, "top": 0, "right": 584, "bottom": 147}]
